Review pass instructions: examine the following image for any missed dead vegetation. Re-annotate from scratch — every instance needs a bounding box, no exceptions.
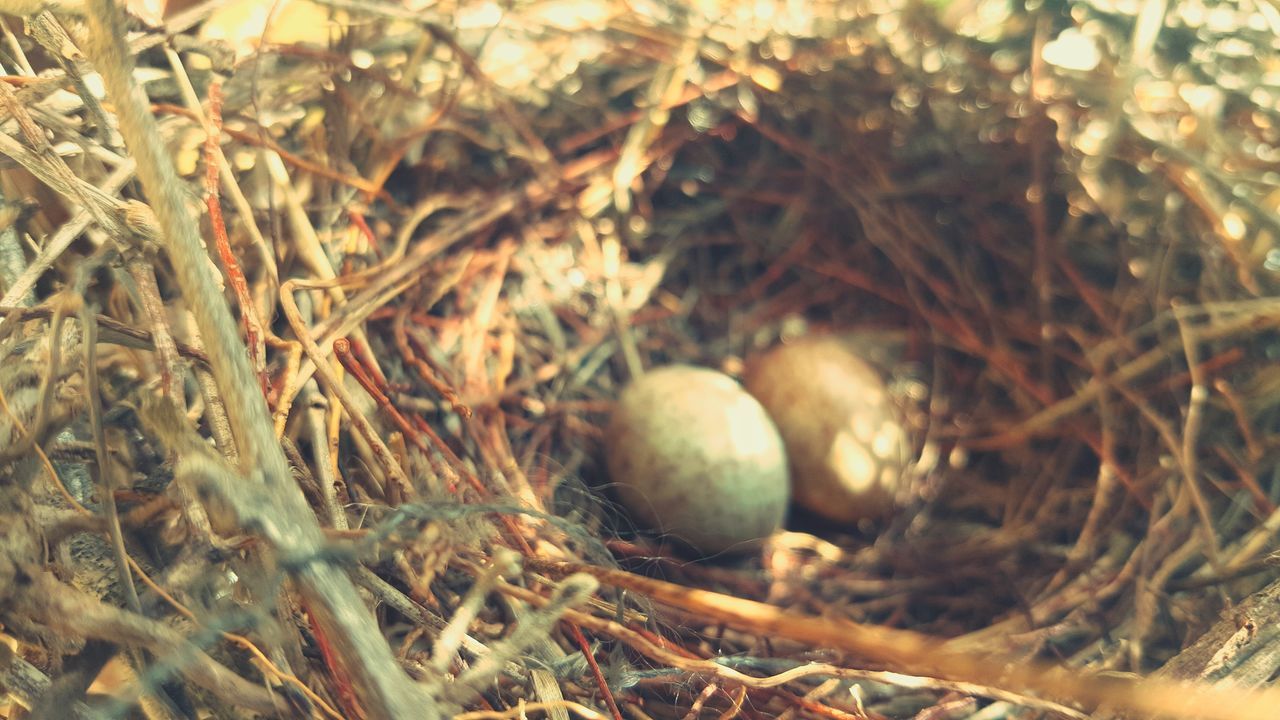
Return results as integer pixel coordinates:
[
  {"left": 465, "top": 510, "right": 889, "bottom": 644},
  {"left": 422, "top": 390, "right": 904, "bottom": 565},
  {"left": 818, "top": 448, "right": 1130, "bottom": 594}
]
[{"left": 2, "top": 0, "right": 1280, "bottom": 718}]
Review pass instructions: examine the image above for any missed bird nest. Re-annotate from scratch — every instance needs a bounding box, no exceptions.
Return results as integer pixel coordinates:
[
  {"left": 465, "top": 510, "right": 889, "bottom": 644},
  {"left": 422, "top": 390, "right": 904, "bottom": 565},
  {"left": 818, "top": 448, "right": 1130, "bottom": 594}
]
[{"left": 2, "top": 0, "right": 1280, "bottom": 718}]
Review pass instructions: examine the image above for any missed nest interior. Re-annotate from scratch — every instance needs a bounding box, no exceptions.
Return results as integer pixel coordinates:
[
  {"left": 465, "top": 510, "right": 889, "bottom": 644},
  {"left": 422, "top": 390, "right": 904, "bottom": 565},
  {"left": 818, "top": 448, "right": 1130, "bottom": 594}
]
[{"left": 2, "top": 0, "right": 1280, "bottom": 719}]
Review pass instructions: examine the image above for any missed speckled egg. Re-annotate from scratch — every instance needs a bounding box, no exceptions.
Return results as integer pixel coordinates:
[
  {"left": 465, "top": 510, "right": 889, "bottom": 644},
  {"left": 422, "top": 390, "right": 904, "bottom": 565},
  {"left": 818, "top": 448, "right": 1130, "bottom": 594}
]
[
  {"left": 604, "top": 365, "right": 790, "bottom": 556},
  {"left": 743, "top": 335, "right": 908, "bottom": 524}
]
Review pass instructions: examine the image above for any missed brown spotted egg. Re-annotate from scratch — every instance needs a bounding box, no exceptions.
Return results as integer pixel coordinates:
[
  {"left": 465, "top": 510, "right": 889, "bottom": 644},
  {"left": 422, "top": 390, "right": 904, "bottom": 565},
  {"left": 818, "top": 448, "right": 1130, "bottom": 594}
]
[
  {"left": 743, "top": 335, "right": 908, "bottom": 524},
  {"left": 604, "top": 365, "right": 790, "bottom": 556}
]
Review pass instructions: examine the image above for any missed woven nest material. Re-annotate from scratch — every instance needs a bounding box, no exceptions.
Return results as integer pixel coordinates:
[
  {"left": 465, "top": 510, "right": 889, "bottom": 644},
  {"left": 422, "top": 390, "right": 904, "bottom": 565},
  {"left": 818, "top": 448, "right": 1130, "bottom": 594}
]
[{"left": 2, "top": 0, "right": 1280, "bottom": 719}]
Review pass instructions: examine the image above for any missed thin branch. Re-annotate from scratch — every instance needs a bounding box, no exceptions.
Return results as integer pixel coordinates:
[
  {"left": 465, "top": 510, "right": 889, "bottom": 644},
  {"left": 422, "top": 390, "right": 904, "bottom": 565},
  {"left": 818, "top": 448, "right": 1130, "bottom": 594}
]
[{"left": 76, "top": 1, "right": 441, "bottom": 715}]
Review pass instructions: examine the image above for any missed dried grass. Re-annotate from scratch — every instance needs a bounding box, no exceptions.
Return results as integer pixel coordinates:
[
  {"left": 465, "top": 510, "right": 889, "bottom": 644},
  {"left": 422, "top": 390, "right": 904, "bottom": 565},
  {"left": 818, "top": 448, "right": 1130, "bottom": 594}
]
[{"left": 2, "top": 0, "right": 1280, "bottom": 718}]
